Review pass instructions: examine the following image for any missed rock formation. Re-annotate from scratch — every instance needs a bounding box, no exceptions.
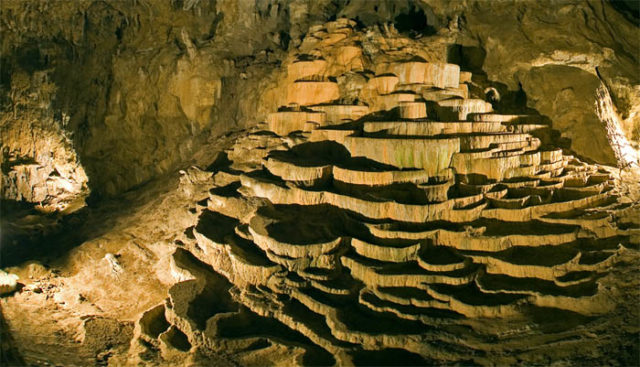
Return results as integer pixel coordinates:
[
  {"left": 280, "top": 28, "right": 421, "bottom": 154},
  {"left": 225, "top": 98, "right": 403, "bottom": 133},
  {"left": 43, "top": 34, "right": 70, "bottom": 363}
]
[
  {"left": 70, "top": 19, "right": 638, "bottom": 366},
  {"left": 2, "top": 0, "right": 638, "bottom": 200},
  {"left": 1, "top": 3, "right": 639, "bottom": 366}
]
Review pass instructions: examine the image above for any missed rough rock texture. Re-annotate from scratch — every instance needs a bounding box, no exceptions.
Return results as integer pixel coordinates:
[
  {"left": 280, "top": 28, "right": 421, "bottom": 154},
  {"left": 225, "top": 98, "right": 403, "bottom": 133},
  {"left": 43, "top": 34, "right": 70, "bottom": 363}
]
[
  {"left": 0, "top": 0, "right": 339, "bottom": 198},
  {"left": 2, "top": 18, "right": 639, "bottom": 367},
  {"left": 165, "top": 23, "right": 638, "bottom": 365},
  {"left": 1, "top": 1, "right": 639, "bottom": 366},
  {"left": 420, "top": 0, "right": 640, "bottom": 165},
  {"left": 2, "top": 0, "right": 638, "bottom": 202},
  {"left": 595, "top": 79, "right": 640, "bottom": 168},
  {"left": 0, "top": 69, "right": 89, "bottom": 212},
  {"left": 0, "top": 270, "right": 18, "bottom": 295},
  {"left": 332, "top": 0, "right": 640, "bottom": 165}
]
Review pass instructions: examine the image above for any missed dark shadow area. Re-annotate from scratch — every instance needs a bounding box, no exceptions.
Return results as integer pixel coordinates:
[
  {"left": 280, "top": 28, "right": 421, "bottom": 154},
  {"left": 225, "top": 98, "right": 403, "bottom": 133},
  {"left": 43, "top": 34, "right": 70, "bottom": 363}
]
[
  {"left": 10, "top": 41, "right": 54, "bottom": 75},
  {"left": 351, "top": 348, "right": 440, "bottom": 366},
  {"left": 431, "top": 283, "right": 527, "bottom": 306},
  {"left": 268, "top": 203, "right": 373, "bottom": 242},
  {"left": 216, "top": 306, "right": 336, "bottom": 366},
  {"left": 229, "top": 234, "right": 275, "bottom": 267},
  {"left": 255, "top": 204, "right": 347, "bottom": 245},
  {"left": 394, "top": 6, "right": 437, "bottom": 38},
  {"left": 0, "top": 307, "right": 25, "bottom": 366},
  {"left": 269, "top": 141, "right": 351, "bottom": 166},
  {"left": 1, "top": 199, "right": 66, "bottom": 267},
  {"left": 493, "top": 82, "right": 541, "bottom": 115},
  {"left": 447, "top": 45, "right": 486, "bottom": 74},
  {"left": 0, "top": 164, "right": 189, "bottom": 268},
  {"left": 335, "top": 303, "right": 425, "bottom": 334},
  {"left": 523, "top": 306, "right": 596, "bottom": 334},
  {"left": 0, "top": 201, "right": 112, "bottom": 268},
  {"left": 172, "top": 248, "right": 238, "bottom": 331},
  {"left": 163, "top": 326, "right": 191, "bottom": 351},
  {"left": 419, "top": 243, "right": 466, "bottom": 266},
  {"left": 608, "top": 0, "right": 639, "bottom": 24},
  {"left": 206, "top": 151, "right": 232, "bottom": 172},
  {"left": 333, "top": 180, "right": 435, "bottom": 205},
  {"left": 139, "top": 305, "right": 170, "bottom": 338},
  {"left": 268, "top": 140, "right": 411, "bottom": 173},
  {"left": 195, "top": 211, "right": 238, "bottom": 243},
  {"left": 209, "top": 181, "right": 241, "bottom": 198}
]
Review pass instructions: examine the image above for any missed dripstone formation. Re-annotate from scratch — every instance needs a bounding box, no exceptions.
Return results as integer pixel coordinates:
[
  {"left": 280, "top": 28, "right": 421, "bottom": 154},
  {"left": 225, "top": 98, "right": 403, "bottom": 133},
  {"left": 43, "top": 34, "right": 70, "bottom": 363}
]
[{"left": 123, "top": 19, "right": 639, "bottom": 366}]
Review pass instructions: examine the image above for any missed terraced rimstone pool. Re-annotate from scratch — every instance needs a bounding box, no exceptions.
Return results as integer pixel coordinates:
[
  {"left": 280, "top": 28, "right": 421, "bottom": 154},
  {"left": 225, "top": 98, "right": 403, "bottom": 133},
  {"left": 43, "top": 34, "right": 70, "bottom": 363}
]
[
  {"left": 286, "top": 80, "right": 340, "bottom": 106},
  {"left": 123, "top": 18, "right": 639, "bottom": 367},
  {"left": 342, "top": 136, "right": 460, "bottom": 174},
  {"left": 308, "top": 104, "right": 370, "bottom": 125},
  {"left": 287, "top": 59, "right": 328, "bottom": 80},
  {"left": 266, "top": 110, "right": 326, "bottom": 136}
]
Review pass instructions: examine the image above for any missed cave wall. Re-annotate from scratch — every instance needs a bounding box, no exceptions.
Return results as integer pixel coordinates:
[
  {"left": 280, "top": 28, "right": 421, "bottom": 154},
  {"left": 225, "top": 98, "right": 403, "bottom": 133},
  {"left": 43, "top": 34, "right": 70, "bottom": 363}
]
[
  {"left": 1, "top": 0, "right": 339, "bottom": 199},
  {"left": 1, "top": 0, "right": 637, "bottom": 203},
  {"left": 419, "top": 0, "right": 639, "bottom": 164}
]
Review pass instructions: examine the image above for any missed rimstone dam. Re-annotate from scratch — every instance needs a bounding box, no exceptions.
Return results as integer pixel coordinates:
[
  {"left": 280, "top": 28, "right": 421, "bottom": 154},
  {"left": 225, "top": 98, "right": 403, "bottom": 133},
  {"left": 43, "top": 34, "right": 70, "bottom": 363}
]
[{"left": 0, "top": 1, "right": 639, "bottom": 366}]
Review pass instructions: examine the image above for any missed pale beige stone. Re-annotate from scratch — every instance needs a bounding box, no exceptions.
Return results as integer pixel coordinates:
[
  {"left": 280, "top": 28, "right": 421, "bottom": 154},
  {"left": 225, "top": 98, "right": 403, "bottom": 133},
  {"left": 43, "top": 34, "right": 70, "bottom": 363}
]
[
  {"left": 332, "top": 166, "right": 432, "bottom": 186},
  {"left": 424, "top": 62, "right": 460, "bottom": 89},
  {"left": 309, "top": 104, "right": 369, "bottom": 124},
  {"left": 264, "top": 157, "right": 332, "bottom": 185},
  {"left": 438, "top": 98, "right": 493, "bottom": 120},
  {"left": 309, "top": 127, "right": 355, "bottom": 144},
  {"left": 370, "top": 75, "right": 399, "bottom": 94},
  {"left": 335, "top": 45, "right": 364, "bottom": 72},
  {"left": 374, "top": 92, "right": 416, "bottom": 111},
  {"left": 363, "top": 121, "right": 506, "bottom": 136},
  {"left": 286, "top": 81, "right": 340, "bottom": 106},
  {"left": 266, "top": 110, "right": 325, "bottom": 136},
  {"left": 387, "top": 62, "right": 460, "bottom": 89},
  {"left": 342, "top": 136, "right": 460, "bottom": 174},
  {"left": 287, "top": 59, "right": 328, "bottom": 81},
  {"left": 459, "top": 71, "right": 473, "bottom": 83},
  {"left": 391, "top": 62, "right": 427, "bottom": 84},
  {"left": 397, "top": 101, "right": 427, "bottom": 119},
  {"left": 472, "top": 114, "right": 542, "bottom": 124}
]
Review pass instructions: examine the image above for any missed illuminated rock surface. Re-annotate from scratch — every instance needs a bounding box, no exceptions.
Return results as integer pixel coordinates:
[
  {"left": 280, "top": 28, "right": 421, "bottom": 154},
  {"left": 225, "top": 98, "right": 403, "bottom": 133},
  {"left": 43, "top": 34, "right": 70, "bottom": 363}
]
[
  {"left": 1, "top": 4, "right": 639, "bottom": 367},
  {"left": 155, "top": 21, "right": 638, "bottom": 366}
]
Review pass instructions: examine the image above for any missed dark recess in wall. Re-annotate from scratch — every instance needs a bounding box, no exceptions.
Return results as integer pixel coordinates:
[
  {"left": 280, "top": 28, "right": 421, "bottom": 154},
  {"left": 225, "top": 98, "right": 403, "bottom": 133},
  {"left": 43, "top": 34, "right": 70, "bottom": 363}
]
[
  {"left": 447, "top": 45, "right": 487, "bottom": 73},
  {"left": 394, "top": 6, "right": 436, "bottom": 37},
  {"left": 608, "top": 0, "right": 640, "bottom": 23}
]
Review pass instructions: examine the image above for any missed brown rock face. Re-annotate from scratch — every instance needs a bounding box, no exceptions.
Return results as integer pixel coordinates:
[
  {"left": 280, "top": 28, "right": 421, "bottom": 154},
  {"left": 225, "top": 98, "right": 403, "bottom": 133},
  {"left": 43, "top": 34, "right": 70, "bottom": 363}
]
[
  {"left": 0, "top": 70, "right": 89, "bottom": 212},
  {"left": 1, "top": 3, "right": 639, "bottom": 367},
  {"left": 0, "top": 0, "right": 340, "bottom": 198},
  {"left": 423, "top": 0, "right": 640, "bottom": 165},
  {"left": 1, "top": 0, "right": 637, "bottom": 201},
  {"left": 25, "top": 19, "right": 629, "bottom": 367}
]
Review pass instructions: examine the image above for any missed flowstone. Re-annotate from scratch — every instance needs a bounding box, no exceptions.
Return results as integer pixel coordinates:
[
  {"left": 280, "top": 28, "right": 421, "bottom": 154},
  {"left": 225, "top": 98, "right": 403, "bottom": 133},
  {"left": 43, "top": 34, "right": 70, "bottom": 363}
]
[{"left": 125, "top": 19, "right": 639, "bottom": 366}]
